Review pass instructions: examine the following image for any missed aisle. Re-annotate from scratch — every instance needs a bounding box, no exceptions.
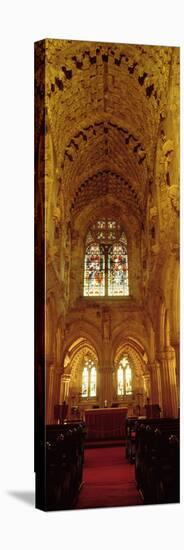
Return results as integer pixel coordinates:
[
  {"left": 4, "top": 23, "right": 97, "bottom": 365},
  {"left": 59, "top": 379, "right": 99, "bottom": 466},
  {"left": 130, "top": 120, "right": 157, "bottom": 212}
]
[{"left": 76, "top": 445, "right": 142, "bottom": 509}]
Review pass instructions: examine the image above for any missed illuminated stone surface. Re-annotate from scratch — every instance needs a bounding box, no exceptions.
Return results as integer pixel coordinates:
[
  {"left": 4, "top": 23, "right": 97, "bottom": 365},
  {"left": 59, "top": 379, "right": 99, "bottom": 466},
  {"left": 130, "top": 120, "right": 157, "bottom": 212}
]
[{"left": 35, "top": 40, "right": 179, "bottom": 420}]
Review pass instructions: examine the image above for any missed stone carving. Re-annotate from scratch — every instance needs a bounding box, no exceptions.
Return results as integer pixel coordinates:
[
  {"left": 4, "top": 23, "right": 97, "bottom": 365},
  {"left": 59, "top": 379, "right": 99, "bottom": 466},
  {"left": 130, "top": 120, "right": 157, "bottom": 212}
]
[
  {"left": 66, "top": 221, "right": 71, "bottom": 248},
  {"left": 102, "top": 309, "right": 111, "bottom": 341},
  {"left": 168, "top": 184, "right": 179, "bottom": 214},
  {"left": 158, "top": 136, "right": 174, "bottom": 187},
  {"left": 46, "top": 242, "right": 58, "bottom": 264},
  {"left": 162, "top": 138, "right": 174, "bottom": 159},
  {"left": 149, "top": 205, "right": 158, "bottom": 220},
  {"left": 162, "top": 139, "right": 174, "bottom": 186},
  {"left": 53, "top": 205, "right": 62, "bottom": 239},
  {"left": 53, "top": 205, "right": 61, "bottom": 224},
  {"left": 149, "top": 204, "right": 158, "bottom": 252}
]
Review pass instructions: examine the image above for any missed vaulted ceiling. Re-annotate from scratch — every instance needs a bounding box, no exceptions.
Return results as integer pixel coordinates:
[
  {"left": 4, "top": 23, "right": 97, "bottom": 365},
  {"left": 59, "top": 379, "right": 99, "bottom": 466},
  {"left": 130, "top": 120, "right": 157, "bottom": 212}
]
[{"left": 35, "top": 40, "right": 174, "bottom": 219}]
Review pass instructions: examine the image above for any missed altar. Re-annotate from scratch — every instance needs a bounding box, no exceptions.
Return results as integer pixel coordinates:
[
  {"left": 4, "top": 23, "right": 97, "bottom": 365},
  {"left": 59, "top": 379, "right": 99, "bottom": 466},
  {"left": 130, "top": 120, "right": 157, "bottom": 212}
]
[{"left": 84, "top": 407, "right": 128, "bottom": 441}]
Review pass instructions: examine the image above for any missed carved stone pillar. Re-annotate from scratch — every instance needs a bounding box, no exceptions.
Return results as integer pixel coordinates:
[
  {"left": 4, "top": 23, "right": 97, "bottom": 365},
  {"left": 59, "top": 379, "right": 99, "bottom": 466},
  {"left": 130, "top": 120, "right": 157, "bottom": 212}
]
[
  {"left": 60, "top": 374, "right": 71, "bottom": 403},
  {"left": 150, "top": 361, "right": 163, "bottom": 414},
  {"left": 150, "top": 362, "right": 159, "bottom": 402},
  {"left": 99, "top": 365, "right": 114, "bottom": 408},
  {"left": 100, "top": 309, "right": 113, "bottom": 406},
  {"left": 46, "top": 363, "right": 55, "bottom": 424},
  {"left": 100, "top": 343, "right": 112, "bottom": 407},
  {"left": 51, "top": 366, "right": 63, "bottom": 421},
  {"left": 171, "top": 341, "right": 180, "bottom": 406},
  {"left": 158, "top": 348, "right": 178, "bottom": 417},
  {"left": 143, "top": 372, "right": 151, "bottom": 399}
]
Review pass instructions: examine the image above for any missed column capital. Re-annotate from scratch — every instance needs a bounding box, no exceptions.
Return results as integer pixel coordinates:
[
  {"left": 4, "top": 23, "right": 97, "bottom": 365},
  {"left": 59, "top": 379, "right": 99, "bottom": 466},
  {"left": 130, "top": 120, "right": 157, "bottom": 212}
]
[
  {"left": 54, "top": 366, "right": 63, "bottom": 376},
  {"left": 147, "top": 361, "right": 160, "bottom": 371},
  {"left": 46, "top": 358, "right": 55, "bottom": 368},
  {"left": 61, "top": 373, "right": 71, "bottom": 381},
  {"left": 170, "top": 339, "right": 180, "bottom": 349},
  {"left": 157, "top": 347, "right": 175, "bottom": 362},
  {"left": 99, "top": 366, "right": 114, "bottom": 374},
  {"left": 47, "top": 364, "right": 55, "bottom": 373},
  {"left": 143, "top": 372, "right": 151, "bottom": 380}
]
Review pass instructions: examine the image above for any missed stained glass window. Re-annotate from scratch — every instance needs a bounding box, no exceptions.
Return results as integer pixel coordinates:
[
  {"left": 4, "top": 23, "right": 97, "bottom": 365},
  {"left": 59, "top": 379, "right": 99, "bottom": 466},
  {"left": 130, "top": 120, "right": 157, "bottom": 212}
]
[
  {"left": 108, "top": 234, "right": 129, "bottom": 296},
  {"left": 81, "top": 358, "right": 97, "bottom": 398},
  {"left": 84, "top": 243, "right": 105, "bottom": 296},
  {"left": 125, "top": 365, "right": 132, "bottom": 395},
  {"left": 82, "top": 366, "right": 89, "bottom": 397},
  {"left": 117, "top": 365, "right": 124, "bottom": 395},
  {"left": 117, "top": 357, "right": 132, "bottom": 396},
  {"left": 83, "top": 222, "right": 129, "bottom": 297},
  {"left": 90, "top": 367, "right": 97, "bottom": 397}
]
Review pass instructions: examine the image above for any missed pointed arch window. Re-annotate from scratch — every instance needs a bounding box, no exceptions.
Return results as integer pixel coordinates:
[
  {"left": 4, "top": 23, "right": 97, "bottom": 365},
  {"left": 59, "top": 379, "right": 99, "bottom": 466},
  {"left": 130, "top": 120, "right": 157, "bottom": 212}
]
[
  {"left": 117, "top": 365, "right": 124, "bottom": 395},
  {"left": 117, "top": 357, "right": 132, "bottom": 396},
  {"left": 82, "top": 366, "right": 89, "bottom": 397},
  {"left": 83, "top": 221, "right": 129, "bottom": 297},
  {"left": 108, "top": 234, "right": 129, "bottom": 296},
  {"left": 90, "top": 367, "right": 97, "bottom": 397},
  {"left": 81, "top": 357, "right": 97, "bottom": 398},
  {"left": 84, "top": 242, "right": 105, "bottom": 296}
]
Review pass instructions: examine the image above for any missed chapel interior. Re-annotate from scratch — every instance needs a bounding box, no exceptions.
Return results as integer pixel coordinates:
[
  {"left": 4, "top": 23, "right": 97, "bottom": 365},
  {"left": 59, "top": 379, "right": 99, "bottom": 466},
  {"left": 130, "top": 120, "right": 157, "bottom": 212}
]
[{"left": 35, "top": 40, "right": 180, "bottom": 510}]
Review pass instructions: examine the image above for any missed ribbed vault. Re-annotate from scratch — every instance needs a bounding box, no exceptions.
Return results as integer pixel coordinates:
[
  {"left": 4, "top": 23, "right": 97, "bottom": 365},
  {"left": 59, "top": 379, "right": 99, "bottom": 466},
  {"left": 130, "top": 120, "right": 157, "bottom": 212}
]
[
  {"left": 70, "top": 169, "right": 143, "bottom": 219},
  {"left": 35, "top": 40, "right": 174, "bottom": 214}
]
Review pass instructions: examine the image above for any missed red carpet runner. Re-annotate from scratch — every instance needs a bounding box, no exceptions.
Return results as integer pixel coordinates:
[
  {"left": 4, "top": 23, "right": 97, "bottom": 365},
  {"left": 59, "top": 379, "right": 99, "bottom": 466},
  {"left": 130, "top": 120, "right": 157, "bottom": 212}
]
[{"left": 76, "top": 445, "right": 142, "bottom": 509}]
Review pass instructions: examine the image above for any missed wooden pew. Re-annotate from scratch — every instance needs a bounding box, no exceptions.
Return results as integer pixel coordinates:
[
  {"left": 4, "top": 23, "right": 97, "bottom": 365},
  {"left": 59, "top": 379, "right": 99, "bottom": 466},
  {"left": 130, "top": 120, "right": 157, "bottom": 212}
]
[
  {"left": 125, "top": 417, "right": 179, "bottom": 463},
  {"left": 125, "top": 417, "right": 138, "bottom": 462},
  {"left": 130, "top": 419, "right": 179, "bottom": 504},
  {"left": 42, "top": 421, "right": 86, "bottom": 510}
]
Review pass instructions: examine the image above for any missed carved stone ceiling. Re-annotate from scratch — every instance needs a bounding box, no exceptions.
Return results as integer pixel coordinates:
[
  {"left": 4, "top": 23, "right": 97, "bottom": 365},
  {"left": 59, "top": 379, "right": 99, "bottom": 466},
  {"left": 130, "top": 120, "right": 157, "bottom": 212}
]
[{"left": 35, "top": 40, "right": 174, "bottom": 217}]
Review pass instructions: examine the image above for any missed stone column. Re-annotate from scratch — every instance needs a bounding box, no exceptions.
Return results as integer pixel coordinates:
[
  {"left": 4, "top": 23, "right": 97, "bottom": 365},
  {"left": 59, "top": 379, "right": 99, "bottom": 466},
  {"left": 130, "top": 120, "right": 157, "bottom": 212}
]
[
  {"left": 143, "top": 372, "right": 151, "bottom": 399},
  {"left": 51, "top": 366, "right": 63, "bottom": 422},
  {"left": 150, "top": 362, "right": 159, "bottom": 403},
  {"left": 158, "top": 348, "right": 178, "bottom": 417},
  {"left": 171, "top": 340, "right": 180, "bottom": 408},
  {"left": 100, "top": 309, "right": 112, "bottom": 406},
  {"left": 99, "top": 365, "right": 114, "bottom": 407},
  {"left": 60, "top": 374, "right": 71, "bottom": 403},
  {"left": 149, "top": 362, "right": 163, "bottom": 415},
  {"left": 46, "top": 363, "right": 55, "bottom": 424}
]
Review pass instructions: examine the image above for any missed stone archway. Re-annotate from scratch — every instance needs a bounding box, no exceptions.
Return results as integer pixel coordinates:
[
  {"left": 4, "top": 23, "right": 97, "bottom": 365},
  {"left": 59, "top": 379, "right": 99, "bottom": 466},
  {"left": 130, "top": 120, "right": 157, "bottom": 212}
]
[
  {"left": 62, "top": 337, "right": 100, "bottom": 417},
  {"left": 113, "top": 339, "right": 150, "bottom": 416}
]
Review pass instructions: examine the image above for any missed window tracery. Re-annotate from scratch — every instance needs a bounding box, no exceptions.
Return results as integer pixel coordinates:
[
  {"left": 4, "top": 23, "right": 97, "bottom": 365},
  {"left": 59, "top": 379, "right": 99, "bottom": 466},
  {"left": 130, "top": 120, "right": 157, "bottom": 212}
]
[
  {"left": 81, "top": 357, "right": 97, "bottom": 398},
  {"left": 84, "top": 243, "right": 105, "bottom": 296},
  {"left": 117, "top": 356, "right": 132, "bottom": 396},
  {"left": 84, "top": 219, "right": 129, "bottom": 297}
]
